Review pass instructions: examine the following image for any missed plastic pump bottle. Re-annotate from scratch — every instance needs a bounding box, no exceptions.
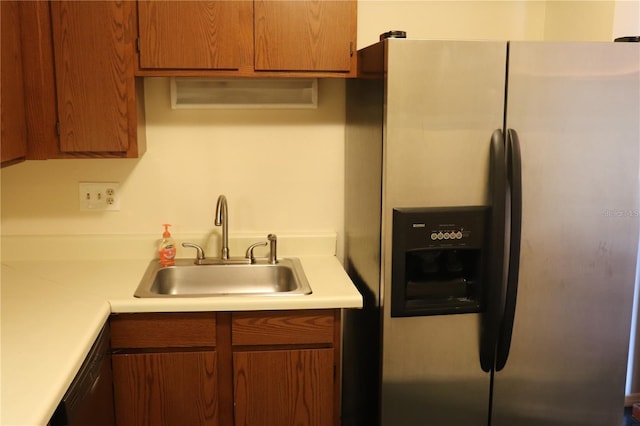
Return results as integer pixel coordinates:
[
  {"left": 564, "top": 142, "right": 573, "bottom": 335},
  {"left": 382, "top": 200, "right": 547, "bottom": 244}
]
[{"left": 158, "top": 224, "right": 176, "bottom": 267}]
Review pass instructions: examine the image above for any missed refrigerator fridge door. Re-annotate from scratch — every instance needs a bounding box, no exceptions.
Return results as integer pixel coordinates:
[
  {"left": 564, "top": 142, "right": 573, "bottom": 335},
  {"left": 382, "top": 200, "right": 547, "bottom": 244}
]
[
  {"left": 491, "top": 42, "right": 640, "bottom": 426},
  {"left": 380, "top": 39, "right": 506, "bottom": 426}
]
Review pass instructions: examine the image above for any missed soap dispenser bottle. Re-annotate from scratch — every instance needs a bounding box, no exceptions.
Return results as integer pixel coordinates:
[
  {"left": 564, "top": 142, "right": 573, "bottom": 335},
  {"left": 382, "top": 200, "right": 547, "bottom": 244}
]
[{"left": 158, "top": 224, "right": 176, "bottom": 267}]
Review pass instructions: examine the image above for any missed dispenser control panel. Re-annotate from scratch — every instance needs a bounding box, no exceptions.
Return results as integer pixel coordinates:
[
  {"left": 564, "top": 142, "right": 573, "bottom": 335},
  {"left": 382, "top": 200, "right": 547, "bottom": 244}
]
[
  {"left": 411, "top": 223, "right": 468, "bottom": 241},
  {"left": 429, "top": 230, "right": 464, "bottom": 241},
  {"left": 399, "top": 206, "right": 487, "bottom": 249}
]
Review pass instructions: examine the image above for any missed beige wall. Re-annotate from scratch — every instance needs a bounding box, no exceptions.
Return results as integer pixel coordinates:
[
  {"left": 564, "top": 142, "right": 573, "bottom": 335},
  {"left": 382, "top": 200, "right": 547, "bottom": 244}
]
[
  {"left": 358, "top": 1, "right": 546, "bottom": 46},
  {"left": 1, "top": 1, "right": 629, "bottom": 261},
  {"left": 613, "top": 0, "right": 640, "bottom": 39},
  {"left": 544, "top": 1, "right": 615, "bottom": 41}
]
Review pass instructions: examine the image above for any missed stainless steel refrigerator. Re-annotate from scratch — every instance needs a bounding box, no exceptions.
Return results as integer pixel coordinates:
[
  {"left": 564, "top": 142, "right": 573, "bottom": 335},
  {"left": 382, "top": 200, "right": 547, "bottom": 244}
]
[{"left": 342, "top": 38, "right": 640, "bottom": 426}]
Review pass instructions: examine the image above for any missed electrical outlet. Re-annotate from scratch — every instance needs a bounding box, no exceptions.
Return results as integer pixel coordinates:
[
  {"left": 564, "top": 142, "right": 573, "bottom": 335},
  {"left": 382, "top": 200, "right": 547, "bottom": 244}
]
[{"left": 79, "top": 182, "right": 120, "bottom": 211}]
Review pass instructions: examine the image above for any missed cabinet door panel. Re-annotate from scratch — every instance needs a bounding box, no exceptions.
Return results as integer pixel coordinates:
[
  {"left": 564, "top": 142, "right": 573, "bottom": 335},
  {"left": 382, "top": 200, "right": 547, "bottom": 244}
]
[
  {"left": 1, "top": 1, "right": 28, "bottom": 166},
  {"left": 254, "top": 0, "right": 355, "bottom": 72},
  {"left": 51, "top": 1, "right": 134, "bottom": 153},
  {"left": 234, "top": 349, "right": 334, "bottom": 426},
  {"left": 112, "top": 351, "right": 219, "bottom": 426},
  {"left": 16, "top": 1, "right": 58, "bottom": 160},
  {"left": 138, "top": 1, "right": 251, "bottom": 70}
]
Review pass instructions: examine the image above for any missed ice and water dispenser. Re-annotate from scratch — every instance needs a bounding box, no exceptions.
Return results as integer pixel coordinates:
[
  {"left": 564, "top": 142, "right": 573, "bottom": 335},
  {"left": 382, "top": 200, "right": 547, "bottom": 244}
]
[{"left": 391, "top": 207, "right": 489, "bottom": 317}]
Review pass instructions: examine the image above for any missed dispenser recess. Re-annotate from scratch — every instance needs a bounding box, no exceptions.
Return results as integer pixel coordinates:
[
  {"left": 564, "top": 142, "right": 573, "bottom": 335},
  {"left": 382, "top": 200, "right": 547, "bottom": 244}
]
[{"left": 391, "top": 206, "right": 489, "bottom": 317}]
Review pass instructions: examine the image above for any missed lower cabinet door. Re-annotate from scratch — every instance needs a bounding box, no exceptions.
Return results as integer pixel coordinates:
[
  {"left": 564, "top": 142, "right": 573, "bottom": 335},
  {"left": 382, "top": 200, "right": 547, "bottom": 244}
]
[
  {"left": 112, "top": 351, "right": 218, "bottom": 426},
  {"left": 233, "top": 348, "right": 334, "bottom": 426}
]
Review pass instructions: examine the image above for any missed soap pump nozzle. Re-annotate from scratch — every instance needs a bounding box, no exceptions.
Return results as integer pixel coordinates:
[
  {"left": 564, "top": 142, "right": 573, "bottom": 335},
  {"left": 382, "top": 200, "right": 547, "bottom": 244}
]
[{"left": 162, "top": 223, "right": 172, "bottom": 238}]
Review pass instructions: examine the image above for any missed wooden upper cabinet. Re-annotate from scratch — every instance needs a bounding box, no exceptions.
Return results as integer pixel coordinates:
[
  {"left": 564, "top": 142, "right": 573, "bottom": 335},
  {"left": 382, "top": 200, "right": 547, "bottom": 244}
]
[
  {"left": 1, "top": 1, "right": 28, "bottom": 167},
  {"left": 137, "top": 1, "right": 252, "bottom": 71},
  {"left": 50, "top": 1, "right": 143, "bottom": 156},
  {"left": 254, "top": 0, "right": 356, "bottom": 73},
  {"left": 135, "top": 0, "right": 356, "bottom": 77}
]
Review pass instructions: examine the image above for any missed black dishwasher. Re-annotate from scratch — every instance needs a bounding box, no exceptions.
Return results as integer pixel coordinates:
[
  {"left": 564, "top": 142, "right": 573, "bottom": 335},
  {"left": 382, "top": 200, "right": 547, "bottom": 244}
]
[{"left": 50, "top": 324, "right": 115, "bottom": 426}]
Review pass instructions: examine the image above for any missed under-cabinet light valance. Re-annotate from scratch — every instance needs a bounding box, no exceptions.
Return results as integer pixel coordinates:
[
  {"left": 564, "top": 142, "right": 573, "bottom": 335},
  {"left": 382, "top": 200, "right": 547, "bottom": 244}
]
[{"left": 170, "top": 77, "right": 318, "bottom": 109}]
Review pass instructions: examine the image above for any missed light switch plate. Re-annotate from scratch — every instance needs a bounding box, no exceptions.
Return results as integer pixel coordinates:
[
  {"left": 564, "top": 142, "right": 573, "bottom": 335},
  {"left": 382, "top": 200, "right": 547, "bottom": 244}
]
[{"left": 79, "top": 182, "right": 120, "bottom": 211}]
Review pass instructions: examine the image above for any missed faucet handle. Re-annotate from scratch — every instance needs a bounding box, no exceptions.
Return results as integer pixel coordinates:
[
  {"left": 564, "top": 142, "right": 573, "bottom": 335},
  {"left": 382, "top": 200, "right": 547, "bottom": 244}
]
[
  {"left": 182, "top": 242, "right": 205, "bottom": 264},
  {"left": 245, "top": 241, "right": 268, "bottom": 264}
]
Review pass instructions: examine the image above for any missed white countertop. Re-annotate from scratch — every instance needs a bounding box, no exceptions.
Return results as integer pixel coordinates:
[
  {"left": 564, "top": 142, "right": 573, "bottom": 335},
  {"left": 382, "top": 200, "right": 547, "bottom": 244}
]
[{"left": 1, "top": 234, "right": 362, "bottom": 426}]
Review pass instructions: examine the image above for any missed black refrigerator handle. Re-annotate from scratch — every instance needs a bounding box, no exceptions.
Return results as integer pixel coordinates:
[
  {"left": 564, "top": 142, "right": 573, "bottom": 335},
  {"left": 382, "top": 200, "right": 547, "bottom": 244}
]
[
  {"left": 480, "top": 129, "right": 507, "bottom": 373},
  {"left": 495, "top": 128, "right": 522, "bottom": 372}
]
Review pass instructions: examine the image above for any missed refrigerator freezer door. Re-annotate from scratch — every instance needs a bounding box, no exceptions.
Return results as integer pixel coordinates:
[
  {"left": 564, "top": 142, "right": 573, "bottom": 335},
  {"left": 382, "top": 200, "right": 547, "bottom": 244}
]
[
  {"left": 382, "top": 39, "right": 506, "bottom": 209},
  {"left": 380, "top": 39, "right": 507, "bottom": 426},
  {"left": 492, "top": 42, "right": 640, "bottom": 426}
]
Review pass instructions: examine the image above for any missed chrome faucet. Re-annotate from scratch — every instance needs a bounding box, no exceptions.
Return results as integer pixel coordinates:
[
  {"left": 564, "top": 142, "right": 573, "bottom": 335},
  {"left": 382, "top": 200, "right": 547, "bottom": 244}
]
[
  {"left": 182, "top": 224, "right": 279, "bottom": 266},
  {"left": 214, "top": 195, "right": 229, "bottom": 260},
  {"left": 181, "top": 194, "right": 277, "bottom": 266}
]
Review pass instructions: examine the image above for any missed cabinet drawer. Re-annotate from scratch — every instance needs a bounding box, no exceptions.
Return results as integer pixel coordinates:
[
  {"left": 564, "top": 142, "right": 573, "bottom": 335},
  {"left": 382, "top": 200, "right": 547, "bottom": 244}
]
[
  {"left": 111, "top": 313, "right": 216, "bottom": 349},
  {"left": 232, "top": 310, "right": 335, "bottom": 346}
]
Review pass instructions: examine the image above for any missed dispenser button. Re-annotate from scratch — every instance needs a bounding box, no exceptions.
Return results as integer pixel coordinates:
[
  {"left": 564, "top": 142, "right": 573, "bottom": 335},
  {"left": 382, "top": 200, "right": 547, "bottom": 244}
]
[
  {"left": 430, "top": 232, "right": 438, "bottom": 240},
  {"left": 443, "top": 232, "right": 450, "bottom": 239},
  {"left": 456, "top": 231, "right": 463, "bottom": 239},
  {"left": 437, "top": 232, "right": 444, "bottom": 240}
]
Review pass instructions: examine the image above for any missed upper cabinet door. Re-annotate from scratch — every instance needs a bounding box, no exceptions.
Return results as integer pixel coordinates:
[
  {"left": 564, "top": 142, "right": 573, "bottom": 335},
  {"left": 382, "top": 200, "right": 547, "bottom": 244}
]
[
  {"left": 51, "top": 1, "right": 136, "bottom": 154},
  {"left": 254, "top": 0, "right": 356, "bottom": 73},
  {"left": 137, "top": 1, "right": 253, "bottom": 70},
  {"left": 1, "top": 1, "right": 28, "bottom": 167}
]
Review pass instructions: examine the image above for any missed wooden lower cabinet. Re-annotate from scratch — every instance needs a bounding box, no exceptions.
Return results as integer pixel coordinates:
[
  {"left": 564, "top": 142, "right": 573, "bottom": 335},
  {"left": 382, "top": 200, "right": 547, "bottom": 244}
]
[
  {"left": 112, "top": 351, "right": 219, "bottom": 426},
  {"left": 110, "top": 310, "right": 340, "bottom": 426}
]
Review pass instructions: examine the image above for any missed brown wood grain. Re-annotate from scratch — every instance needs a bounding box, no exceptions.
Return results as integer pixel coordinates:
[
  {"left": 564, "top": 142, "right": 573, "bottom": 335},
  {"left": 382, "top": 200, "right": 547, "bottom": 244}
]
[
  {"left": 110, "top": 310, "right": 341, "bottom": 425},
  {"left": 113, "top": 351, "right": 219, "bottom": 426},
  {"left": 254, "top": 0, "right": 356, "bottom": 73},
  {"left": 137, "top": 1, "right": 253, "bottom": 71},
  {"left": 18, "top": 1, "right": 58, "bottom": 160},
  {"left": 50, "top": 1, "right": 137, "bottom": 154},
  {"left": 215, "top": 313, "right": 235, "bottom": 426},
  {"left": 1, "top": 1, "right": 28, "bottom": 167},
  {"left": 134, "top": 0, "right": 356, "bottom": 77},
  {"left": 233, "top": 349, "right": 334, "bottom": 426},
  {"left": 232, "top": 310, "right": 335, "bottom": 346},
  {"left": 111, "top": 312, "right": 217, "bottom": 349}
]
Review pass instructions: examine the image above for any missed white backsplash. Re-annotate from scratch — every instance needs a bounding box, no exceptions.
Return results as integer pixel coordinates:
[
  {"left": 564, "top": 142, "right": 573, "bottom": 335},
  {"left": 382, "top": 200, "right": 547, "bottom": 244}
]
[{"left": 1, "top": 233, "right": 337, "bottom": 262}]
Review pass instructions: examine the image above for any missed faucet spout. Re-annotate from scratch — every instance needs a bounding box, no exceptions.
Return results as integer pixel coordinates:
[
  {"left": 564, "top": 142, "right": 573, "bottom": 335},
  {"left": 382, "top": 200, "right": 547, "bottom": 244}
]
[{"left": 214, "top": 195, "right": 229, "bottom": 260}]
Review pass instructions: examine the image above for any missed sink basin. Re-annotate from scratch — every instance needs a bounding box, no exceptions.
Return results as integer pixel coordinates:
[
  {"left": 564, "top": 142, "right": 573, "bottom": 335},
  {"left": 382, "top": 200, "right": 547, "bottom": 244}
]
[{"left": 134, "top": 257, "right": 312, "bottom": 298}]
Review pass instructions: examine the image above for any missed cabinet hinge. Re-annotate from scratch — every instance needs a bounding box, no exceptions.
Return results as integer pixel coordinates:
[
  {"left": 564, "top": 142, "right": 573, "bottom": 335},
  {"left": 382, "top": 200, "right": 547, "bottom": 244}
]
[
  {"left": 350, "top": 41, "right": 354, "bottom": 57},
  {"left": 136, "top": 37, "right": 140, "bottom": 53},
  {"left": 55, "top": 121, "right": 60, "bottom": 136}
]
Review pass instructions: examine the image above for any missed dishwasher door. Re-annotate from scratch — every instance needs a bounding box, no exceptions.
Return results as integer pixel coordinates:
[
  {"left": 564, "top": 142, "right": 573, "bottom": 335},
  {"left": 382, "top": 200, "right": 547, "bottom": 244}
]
[{"left": 50, "top": 324, "right": 115, "bottom": 426}]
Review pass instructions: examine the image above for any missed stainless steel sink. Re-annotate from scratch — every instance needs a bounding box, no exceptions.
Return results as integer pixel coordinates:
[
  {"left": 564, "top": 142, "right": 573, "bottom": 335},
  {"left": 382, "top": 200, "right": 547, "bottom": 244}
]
[{"left": 134, "top": 257, "right": 312, "bottom": 298}]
